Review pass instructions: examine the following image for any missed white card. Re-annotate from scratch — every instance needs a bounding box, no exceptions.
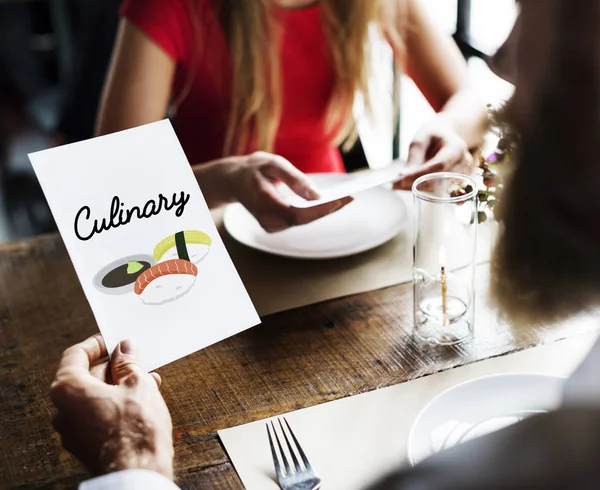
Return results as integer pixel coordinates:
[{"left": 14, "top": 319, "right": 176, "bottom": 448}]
[
  {"left": 284, "top": 166, "right": 404, "bottom": 208},
  {"left": 29, "top": 120, "right": 260, "bottom": 371}
]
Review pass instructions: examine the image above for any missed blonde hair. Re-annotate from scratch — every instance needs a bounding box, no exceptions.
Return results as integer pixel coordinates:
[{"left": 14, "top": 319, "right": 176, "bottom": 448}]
[
  {"left": 185, "top": 0, "right": 404, "bottom": 157},
  {"left": 490, "top": 0, "right": 600, "bottom": 327}
]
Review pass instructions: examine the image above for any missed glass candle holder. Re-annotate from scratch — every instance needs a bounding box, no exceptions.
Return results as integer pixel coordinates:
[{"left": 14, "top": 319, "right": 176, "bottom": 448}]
[{"left": 412, "top": 172, "right": 477, "bottom": 345}]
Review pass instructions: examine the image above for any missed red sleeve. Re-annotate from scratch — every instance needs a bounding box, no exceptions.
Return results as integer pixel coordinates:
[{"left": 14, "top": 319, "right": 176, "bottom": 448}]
[{"left": 119, "top": 0, "right": 191, "bottom": 62}]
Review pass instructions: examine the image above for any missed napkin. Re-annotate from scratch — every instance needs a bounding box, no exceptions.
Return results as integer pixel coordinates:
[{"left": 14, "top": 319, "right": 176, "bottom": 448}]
[{"left": 218, "top": 331, "right": 598, "bottom": 490}]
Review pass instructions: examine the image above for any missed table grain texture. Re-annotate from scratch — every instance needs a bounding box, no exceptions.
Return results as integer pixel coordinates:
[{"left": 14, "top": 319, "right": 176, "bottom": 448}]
[{"left": 1, "top": 234, "right": 598, "bottom": 489}]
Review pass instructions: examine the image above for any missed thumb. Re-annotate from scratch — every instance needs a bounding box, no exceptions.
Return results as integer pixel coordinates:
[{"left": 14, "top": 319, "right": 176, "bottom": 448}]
[{"left": 111, "top": 340, "right": 142, "bottom": 387}]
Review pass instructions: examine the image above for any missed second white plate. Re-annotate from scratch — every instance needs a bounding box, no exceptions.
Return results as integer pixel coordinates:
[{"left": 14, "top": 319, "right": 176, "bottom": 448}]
[
  {"left": 407, "top": 373, "right": 566, "bottom": 466},
  {"left": 223, "top": 173, "right": 408, "bottom": 259}
]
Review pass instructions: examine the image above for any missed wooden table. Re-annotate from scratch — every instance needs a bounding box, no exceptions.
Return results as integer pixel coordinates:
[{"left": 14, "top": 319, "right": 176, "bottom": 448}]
[{"left": 1, "top": 234, "right": 599, "bottom": 489}]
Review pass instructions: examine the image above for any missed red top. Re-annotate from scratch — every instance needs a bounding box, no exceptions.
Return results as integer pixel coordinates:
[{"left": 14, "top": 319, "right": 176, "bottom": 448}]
[{"left": 120, "top": 0, "right": 345, "bottom": 174}]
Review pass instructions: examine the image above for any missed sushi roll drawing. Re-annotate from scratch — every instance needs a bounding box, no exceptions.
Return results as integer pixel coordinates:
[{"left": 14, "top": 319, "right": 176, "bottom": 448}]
[
  {"left": 153, "top": 230, "right": 211, "bottom": 264},
  {"left": 133, "top": 230, "right": 212, "bottom": 305},
  {"left": 95, "top": 230, "right": 212, "bottom": 304},
  {"left": 134, "top": 259, "right": 198, "bottom": 305}
]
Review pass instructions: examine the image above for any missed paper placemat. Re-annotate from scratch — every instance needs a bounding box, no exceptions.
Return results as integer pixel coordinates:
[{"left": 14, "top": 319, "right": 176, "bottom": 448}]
[
  {"left": 213, "top": 191, "right": 494, "bottom": 317},
  {"left": 218, "top": 331, "right": 599, "bottom": 490}
]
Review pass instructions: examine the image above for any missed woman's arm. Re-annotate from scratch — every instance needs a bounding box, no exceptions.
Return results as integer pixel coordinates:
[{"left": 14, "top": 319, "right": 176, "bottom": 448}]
[
  {"left": 97, "top": 20, "right": 245, "bottom": 210},
  {"left": 400, "top": 0, "right": 488, "bottom": 150},
  {"left": 95, "top": 20, "right": 238, "bottom": 208},
  {"left": 388, "top": 0, "right": 488, "bottom": 190},
  {"left": 96, "top": 20, "right": 175, "bottom": 135},
  {"left": 96, "top": 19, "right": 351, "bottom": 230}
]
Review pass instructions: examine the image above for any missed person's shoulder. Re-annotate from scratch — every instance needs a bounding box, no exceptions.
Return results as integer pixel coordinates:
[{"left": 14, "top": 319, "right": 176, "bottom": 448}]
[
  {"left": 120, "top": 0, "right": 199, "bottom": 61},
  {"left": 120, "top": 0, "right": 192, "bottom": 23}
]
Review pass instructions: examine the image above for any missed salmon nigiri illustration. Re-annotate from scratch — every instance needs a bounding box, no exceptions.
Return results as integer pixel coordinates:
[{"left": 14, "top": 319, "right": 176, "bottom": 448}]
[
  {"left": 94, "top": 229, "right": 211, "bottom": 304},
  {"left": 134, "top": 258, "right": 198, "bottom": 305}
]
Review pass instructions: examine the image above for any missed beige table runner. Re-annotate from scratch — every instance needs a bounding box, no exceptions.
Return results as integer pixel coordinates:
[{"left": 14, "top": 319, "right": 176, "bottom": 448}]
[
  {"left": 219, "top": 330, "right": 599, "bottom": 490},
  {"left": 212, "top": 191, "right": 493, "bottom": 317}
]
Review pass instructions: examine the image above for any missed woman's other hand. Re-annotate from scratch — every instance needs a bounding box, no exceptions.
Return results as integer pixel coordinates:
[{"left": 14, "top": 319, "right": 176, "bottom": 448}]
[
  {"left": 214, "top": 152, "right": 353, "bottom": 233},
  {"left": 394, "top": 116, "right": 473, "bottom": 190},
  {"left": 50, "top": 335, "right": 174, "bottom": 479},
  {"left": 389, "top": 0, "right": 488, "bottom": 191}
]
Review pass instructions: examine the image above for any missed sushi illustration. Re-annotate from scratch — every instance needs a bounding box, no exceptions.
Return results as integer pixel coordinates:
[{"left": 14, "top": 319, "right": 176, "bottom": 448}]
[
  {"left": 93, "top": 229, "right": 212, "bottom": 305},
  {"left": 134, "top": 259, "right": 198, "bottom": 305},
  {"left": 93, "top": 254, "right": 155, "bottom": 295},
  {"left": 153, "top": 230, "right": 211, "bottom": 264}
]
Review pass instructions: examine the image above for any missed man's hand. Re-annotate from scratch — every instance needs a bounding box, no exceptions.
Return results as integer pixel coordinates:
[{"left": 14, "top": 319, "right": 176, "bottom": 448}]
[{"left": 50, "top": 335, "right": 174, "bottom": 479}]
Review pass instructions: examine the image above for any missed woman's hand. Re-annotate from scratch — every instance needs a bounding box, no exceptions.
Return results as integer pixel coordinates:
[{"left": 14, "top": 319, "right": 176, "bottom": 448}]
[
  {"left": 394, "top": 116, "right": 474, "bottom": 190},
  {"left": 227, "top": 152, "right": 353, "bottom": 233},
  {"left": 50, "top": 336, "right": 174, "bottom": 479}
]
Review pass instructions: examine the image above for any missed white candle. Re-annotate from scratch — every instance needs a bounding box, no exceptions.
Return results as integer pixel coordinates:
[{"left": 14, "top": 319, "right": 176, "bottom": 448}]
[{"left": 439, "top": 246, "right": 448, "bottom": 325}]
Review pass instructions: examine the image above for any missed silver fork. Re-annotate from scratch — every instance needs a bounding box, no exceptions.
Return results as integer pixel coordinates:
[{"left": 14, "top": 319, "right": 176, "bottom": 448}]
[{"left": 266, "top": 417, "right": 322, "bottom": 490}]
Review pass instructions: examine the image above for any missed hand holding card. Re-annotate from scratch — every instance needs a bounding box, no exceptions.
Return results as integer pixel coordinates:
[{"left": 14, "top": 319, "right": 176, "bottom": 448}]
[
  {"left": 282, "top": 165, "right": 406, "bottom": 209},
  {"left": 30, "top": 120, "right": 260, "bottom": 371},
  {"left": 226, "top": 151, "right": 353, "bottom": 233}
]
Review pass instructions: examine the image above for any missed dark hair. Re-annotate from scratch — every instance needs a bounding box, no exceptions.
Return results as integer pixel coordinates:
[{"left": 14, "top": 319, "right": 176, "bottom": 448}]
[{"left": 491, "top": 0, "right": 600, "bottom": 325}]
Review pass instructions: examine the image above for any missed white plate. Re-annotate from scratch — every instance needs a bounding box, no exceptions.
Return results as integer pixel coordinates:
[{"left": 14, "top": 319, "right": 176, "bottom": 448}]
[
  {"left": 407, "top": 373, "right": 566, "bottom": 466},
  {"left": 223, "top": 173, "right": 408, "bottom": 259}
]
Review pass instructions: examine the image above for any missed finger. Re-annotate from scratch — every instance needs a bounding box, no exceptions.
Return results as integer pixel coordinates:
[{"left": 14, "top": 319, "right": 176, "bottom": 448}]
[
  {"left": 394, "top": 161, "right": 446, "bottom": 190},
  {"left": 260, "top": 218, "right": 293, "bottom": 234},
  {"left": 90, "top": 359, "right": 110, "bottom": 382},
  {"left": 256, "top": 179, "right": 293, "bottom": 210},
  {"left": 395, "top": 142, "right": 470, "bottom": 191},
  {"left": 405, "top": 136, "right": 429, "bottom": 168},
  {"left": 110, "top": 340, "right": 143, "bottom": 387},
  {"left": 253, "top": 180, "right": 350, "bottom": 233},
  {"left": 292, "top": 196, "right": 353, "bottom": 226},
  {"left": 393, "top": 178, "right": 412, "bottom": 191},
  {"left": 424, "top": 143, "right": 467, "bottom": 171},
  {"left": 253, "top": 181, "right": 297, "bottom": 233},
  {"left": 57, "top": 334, "right": 107, "bottom": 378},
  {"left": 260, "top": 155, "right": 320, "bottom": 200},
  {"left": 150, "top": 372, "right": 162, "bottom": 388}
]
